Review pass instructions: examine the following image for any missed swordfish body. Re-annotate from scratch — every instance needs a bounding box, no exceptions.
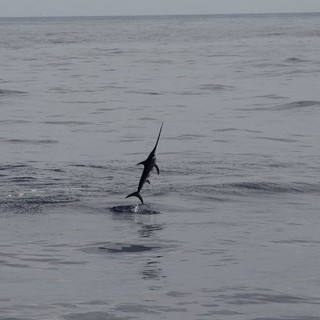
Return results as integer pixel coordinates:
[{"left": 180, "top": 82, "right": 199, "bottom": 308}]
[{"left": 126, "top": 122, "right": 163, "bottom": 204}]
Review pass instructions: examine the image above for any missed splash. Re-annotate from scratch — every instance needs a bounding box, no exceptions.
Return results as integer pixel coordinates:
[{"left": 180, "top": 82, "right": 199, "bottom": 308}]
[{"left": 110, "top": 204, "right": 160, "bottom": 215}]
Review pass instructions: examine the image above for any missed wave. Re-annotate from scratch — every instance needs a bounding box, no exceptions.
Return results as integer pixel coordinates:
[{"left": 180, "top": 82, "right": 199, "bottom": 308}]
[
  {"left": 285, "top": 57, "right": 309, "bottom": 63},
  {"left": 274, "top": 100, "right": 320, "bottom": 111},
  {"left": 4, "top": 176, "right": 37, "bottom": 183},
  {"left": 0, "top": 89, "right": 27, "bottom": 95},
  {"left": 172, "top": 134, "right": 206, "bottom": 141},
  {"left": 0, "top": 138, "right": 58, "bottom": 145},
  {"left": 240, "top": 100, "right": 320, "bottom": 112},
  {"left": 254, "top": 136, "right": 298, "bottom": 143},
  {"left": 41, "top": 121, "right": 90, "bottom": 126},
  {"left": 212, "top": 127, "right": 262, "bottom": 133},
  {"left": 125, "top": 90, "right": 163, "bottom": 96},
  {"left": 179, "top": 181, "right": 320, "bottom": 197},
  {"left": 0, "top": 164, "right": 28, "bottom": 171},
  {"left": 1, "top": 190, "right": 78, "bottom": 214},
  {"left": 197, "top": 84, "right": 234, "bottom": 91},
  {"left": 223, "top": 181, "right": 320, "bottom": 193},
  {"left": 0, "top": 120, "right": 31, "bottom": 125}
]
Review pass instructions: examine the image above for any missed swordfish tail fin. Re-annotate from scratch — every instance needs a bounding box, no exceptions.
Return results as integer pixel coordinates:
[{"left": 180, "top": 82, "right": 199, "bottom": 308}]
[{"left": 125, "top": 191, "right": 144, "bottom": 204}]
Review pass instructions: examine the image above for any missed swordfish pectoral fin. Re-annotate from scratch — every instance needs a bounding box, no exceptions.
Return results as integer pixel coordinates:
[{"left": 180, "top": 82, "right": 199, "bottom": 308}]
[
  {"left": 154, "top": 164, "right": 160, "bottom": 175},
  {"left": 146, "top": 179, "right": 151, "bottom": 184},
  {"left": 126, "top": 191, "right": 144, "bottom": 204}
]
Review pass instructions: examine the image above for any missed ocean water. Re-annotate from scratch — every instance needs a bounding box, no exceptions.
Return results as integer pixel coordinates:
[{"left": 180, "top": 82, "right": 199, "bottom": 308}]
[{"left": 0, "top": 13, "right": 320, "bottom": 320}]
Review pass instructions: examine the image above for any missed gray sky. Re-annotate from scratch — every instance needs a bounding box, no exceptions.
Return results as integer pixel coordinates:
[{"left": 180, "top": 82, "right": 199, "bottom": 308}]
[{"left": 1, "top": 0, "right": 320, "bottom": 17}]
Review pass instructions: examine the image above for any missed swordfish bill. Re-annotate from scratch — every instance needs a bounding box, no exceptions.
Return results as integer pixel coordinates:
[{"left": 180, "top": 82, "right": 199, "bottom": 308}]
[{"left": 126, "top": 122, "right": 163, "bottom": 204}]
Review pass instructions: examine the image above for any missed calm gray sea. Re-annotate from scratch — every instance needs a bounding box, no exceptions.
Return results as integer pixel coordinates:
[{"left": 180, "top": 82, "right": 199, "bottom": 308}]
[{"left": 1, "top": 13, "right": 320, "bottom": 320}]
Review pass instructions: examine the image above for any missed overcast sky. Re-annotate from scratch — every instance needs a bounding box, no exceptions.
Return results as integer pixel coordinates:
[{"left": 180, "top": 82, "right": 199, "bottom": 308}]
[{"left": 1, "top": 0, "right": 320, "bottom": 17}]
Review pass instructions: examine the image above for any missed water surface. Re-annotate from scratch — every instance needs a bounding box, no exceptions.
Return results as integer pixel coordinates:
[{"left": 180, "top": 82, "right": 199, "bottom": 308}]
[{"left": 1, "top": 13, "right": 320, "bottom": 320}]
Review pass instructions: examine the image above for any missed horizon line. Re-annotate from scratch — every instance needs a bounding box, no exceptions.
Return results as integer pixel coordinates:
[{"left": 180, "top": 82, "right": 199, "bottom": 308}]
[{"left": 1, "top": 11, "right": 319, "bottom": 19}]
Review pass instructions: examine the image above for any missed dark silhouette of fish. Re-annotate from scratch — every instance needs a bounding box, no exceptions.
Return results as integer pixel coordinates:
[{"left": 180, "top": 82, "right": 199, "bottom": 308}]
[{"left": 126, "top": 122, "right": 163, "bottom": 204}]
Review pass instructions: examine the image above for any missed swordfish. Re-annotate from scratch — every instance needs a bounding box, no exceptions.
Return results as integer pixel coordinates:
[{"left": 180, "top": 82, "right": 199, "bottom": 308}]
[{"left": 126, "top": 122, "right": 163, "bottom": 204}]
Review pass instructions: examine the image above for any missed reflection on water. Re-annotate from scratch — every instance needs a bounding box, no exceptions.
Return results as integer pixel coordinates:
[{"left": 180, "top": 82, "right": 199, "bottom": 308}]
[
  {"left": 137, "top": 223, "right": 165, "bottom": 238},
  {"left": 80, "top": 242, "right": 161, "bottom": 254},
  {"left": 140, "top": 256, "right": 164, "bottom": 281}
]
